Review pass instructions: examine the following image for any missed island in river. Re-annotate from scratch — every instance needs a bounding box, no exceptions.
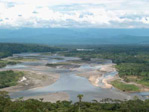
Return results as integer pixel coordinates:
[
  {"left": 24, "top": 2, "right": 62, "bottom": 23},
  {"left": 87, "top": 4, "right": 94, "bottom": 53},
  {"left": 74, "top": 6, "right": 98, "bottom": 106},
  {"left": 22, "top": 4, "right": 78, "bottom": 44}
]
[{"left": 0, "top": 53, "right": 148, "bottom": 102}]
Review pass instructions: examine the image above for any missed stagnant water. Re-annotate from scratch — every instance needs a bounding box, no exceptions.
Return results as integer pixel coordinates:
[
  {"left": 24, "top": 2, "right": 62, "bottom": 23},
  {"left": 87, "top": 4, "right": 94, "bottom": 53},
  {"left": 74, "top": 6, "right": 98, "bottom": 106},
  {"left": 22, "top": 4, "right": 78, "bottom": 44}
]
[{"left": 1, "top": 53, "right": 149, "bottom": 102}]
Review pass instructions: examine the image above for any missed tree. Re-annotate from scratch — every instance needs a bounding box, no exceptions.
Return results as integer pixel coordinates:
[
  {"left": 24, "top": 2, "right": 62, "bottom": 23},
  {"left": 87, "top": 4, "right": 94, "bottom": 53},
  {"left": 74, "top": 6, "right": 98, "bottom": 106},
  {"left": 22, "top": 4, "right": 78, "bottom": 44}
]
[
  {"left": 77, "top": 94, "right": 83, "bottom": 112},
  {"left": 77, "top": 94, "right": 83, "bottom": 103}
]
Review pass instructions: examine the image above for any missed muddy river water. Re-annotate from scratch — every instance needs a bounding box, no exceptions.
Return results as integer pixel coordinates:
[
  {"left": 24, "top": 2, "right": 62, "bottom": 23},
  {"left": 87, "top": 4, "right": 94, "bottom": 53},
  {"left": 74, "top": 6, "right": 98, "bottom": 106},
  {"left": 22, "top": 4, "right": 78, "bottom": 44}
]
[{"left": 1, "top": 53, "right": 148, "bottom": 102}]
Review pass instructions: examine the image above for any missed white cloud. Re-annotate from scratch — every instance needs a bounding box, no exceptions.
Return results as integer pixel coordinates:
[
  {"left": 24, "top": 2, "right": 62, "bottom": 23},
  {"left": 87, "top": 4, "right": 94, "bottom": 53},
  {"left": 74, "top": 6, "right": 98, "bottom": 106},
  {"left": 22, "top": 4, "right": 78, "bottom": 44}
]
[
  {"left": 141, "top": 17, "right": 149, "bottom": 24},
  {"left": 0, "top": 0, "right": 149, "bottom": 28}
]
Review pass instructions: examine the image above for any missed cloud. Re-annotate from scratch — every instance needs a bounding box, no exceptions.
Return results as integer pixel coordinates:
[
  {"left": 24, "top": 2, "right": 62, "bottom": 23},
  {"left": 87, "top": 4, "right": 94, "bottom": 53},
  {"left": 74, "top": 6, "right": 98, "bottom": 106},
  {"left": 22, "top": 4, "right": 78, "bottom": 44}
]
[{"left": 0, "top": 0, "right": 149, "bottom": 28}]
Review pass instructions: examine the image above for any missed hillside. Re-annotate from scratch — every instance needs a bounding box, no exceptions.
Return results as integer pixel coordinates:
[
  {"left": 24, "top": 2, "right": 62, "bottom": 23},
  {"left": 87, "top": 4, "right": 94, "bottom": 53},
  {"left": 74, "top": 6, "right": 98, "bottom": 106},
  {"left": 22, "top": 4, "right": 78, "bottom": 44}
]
[{"left": 0, "top": 28, "right": 149, "bottom": 45}]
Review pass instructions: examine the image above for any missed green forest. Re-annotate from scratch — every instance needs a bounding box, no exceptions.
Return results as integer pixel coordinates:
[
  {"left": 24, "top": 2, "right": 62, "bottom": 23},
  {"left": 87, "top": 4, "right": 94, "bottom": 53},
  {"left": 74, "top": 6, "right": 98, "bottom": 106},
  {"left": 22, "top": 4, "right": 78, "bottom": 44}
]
[
  {"left": 0, "top": 91, "right": 149, "bottom": 112},
  {"left": 0, "top": 43, "right": 63, "bottom": 58},
  {"left": 0, "top": 43, "right": 64, "bottom": 68},
  {"left": 0, "top": 70, "right": 24, "bottom": 88}
]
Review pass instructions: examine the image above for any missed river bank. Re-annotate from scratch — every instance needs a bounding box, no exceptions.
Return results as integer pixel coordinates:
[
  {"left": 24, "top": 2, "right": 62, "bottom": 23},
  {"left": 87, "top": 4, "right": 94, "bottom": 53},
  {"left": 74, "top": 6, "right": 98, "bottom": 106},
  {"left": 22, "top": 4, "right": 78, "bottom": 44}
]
[{"left": 16, "top": 92, "right": 69, "bottom": 103}]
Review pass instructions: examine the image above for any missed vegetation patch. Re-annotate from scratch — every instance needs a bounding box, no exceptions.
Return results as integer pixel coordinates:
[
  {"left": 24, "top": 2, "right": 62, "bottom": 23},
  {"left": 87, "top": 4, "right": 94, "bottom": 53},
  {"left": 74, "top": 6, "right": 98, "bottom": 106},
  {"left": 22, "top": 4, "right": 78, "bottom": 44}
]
[
  {"left": 0, "top": 43, "right": 65, "bottom": 60},
  {"left": 0, "top": 60, "right": 19, "bottom": 68},
  {"left": 8, "top": 57, "right": 39, "bottom": 62},
  {"left": 137, "top": 79, "right": 149, "bottom": 87},
  {"left": 122, "top": 76, "right": 149, "bottom": 87},
  {"left": 116, "top": 63, "right": 149, "bottom": 77},
  {"left": 0, "top": 70, "right": 24, "bottom": 88},
  {"left": 51, "top": 57, "right": 64, "bottom": 60},
  {"left": 111, "top": 80, "right": 140, "bottom": 92},
  {"left": 116, "top": 63, "right": 149, "bottom": 87},
  {"left": 0, "top": 92, "right": 149, "bottom": 112},
  {"left": 46, "top": 62, "right": 71, "bottom": 67}
]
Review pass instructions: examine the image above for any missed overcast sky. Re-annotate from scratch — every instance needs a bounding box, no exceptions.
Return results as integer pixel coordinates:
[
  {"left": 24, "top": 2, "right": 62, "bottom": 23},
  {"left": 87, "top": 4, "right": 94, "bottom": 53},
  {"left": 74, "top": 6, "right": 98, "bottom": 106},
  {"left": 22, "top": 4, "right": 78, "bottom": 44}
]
[{"left": 0, "top": 0, "right": 149, "bottom": 28}]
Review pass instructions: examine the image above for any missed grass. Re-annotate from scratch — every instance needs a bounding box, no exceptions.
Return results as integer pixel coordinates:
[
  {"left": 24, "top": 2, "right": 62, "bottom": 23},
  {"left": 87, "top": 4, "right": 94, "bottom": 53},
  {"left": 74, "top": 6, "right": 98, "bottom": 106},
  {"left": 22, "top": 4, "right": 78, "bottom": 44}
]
[
  {"left": 8, "top": 57, "right": 39, "bottom": 62},
  {"left": 111, "top": 80, "right": 140, "bottom": 92},
  {"left": 137, "top": 80, "right": 149, "bottom": 87},
  {"left": 40, "top": 52, "right": 52, "bottom": 55},
  {"left": 123, "top": 76, "right": 149, "bottom": 87},
  {"left": 46, "top": 62, "right": 70, "bottom": 67},
  {"left": 0, "top": 60, "right": 19, "bottom": 68},
  {"left": 51, "top": 57, "right": 64, "bottom": 60}
]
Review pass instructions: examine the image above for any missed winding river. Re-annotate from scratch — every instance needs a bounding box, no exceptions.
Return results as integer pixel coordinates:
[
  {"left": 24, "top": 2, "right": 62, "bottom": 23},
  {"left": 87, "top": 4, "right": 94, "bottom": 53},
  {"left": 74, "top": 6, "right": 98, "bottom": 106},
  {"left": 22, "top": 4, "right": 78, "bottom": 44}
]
[{"left": 1, "top": 53, "right": 148, "bottom": 102}]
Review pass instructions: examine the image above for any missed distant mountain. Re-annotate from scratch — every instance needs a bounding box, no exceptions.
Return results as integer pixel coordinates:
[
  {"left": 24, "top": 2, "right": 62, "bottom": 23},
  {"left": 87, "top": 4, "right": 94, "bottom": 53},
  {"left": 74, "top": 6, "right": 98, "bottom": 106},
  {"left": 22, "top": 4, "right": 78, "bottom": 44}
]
[
  {"left": 0, "top": 28, "right": 149, "bottom": 45},
  {"left": 107, "top": 35, "right": 149, "bottom": 44}
]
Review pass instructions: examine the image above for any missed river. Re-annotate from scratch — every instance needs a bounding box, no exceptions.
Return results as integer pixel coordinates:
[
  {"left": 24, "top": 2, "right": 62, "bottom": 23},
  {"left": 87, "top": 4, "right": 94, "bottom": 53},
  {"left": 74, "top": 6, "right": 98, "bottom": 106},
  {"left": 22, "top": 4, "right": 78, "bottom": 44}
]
[{"left": 1, "top": 53, "right": 148, "bottom": 102}]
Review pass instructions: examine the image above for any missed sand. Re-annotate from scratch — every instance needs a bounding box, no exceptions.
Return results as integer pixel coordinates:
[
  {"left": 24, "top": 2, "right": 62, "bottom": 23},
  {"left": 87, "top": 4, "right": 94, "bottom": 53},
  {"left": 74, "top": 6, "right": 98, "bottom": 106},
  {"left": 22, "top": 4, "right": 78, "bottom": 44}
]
[
  {"left": 77, "top": 70, "right": 103, "bottom": 87},
  {"left": 102, "top": 75, "right": 119, "bottom": 88},
  {"left": 100, "top": 64, "right": 116, "bottom": 72},
  {"left": 77, "top": 64, "right": 117, "bottom": 88}
]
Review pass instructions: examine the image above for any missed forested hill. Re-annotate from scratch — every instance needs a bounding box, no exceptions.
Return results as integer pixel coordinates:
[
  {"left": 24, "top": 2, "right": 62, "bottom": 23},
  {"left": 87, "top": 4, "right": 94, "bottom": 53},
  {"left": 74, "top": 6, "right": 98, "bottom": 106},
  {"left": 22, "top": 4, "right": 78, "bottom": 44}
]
[
  {"left": 0, "top": 28, "right": 149, "bottom": 45},
  {"left": 0, "top": 43, "right": 63, "bottom": 58}
]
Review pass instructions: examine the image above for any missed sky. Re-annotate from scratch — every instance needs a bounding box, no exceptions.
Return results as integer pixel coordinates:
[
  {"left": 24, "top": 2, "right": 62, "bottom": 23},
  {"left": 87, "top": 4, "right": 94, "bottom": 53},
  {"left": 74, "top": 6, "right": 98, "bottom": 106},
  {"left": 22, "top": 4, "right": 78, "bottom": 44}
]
[{"left": 0, "top": 0, "right": 149, "bottom": 28}]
